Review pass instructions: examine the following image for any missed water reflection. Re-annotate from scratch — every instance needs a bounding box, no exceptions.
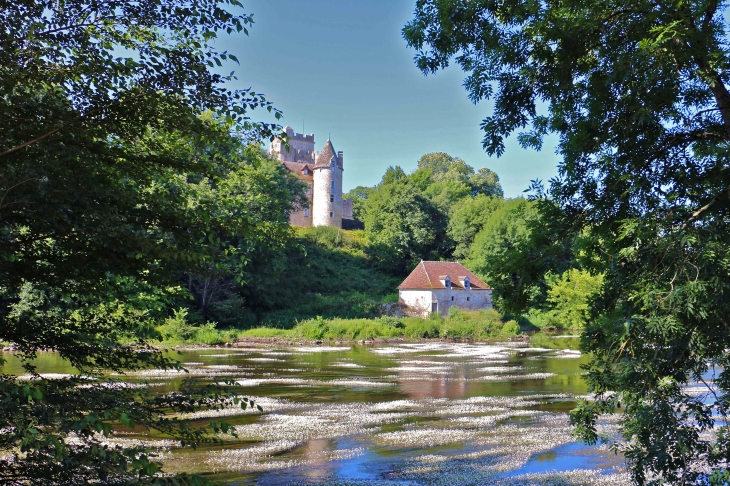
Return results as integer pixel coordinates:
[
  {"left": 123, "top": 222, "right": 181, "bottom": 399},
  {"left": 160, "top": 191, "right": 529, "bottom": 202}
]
[{"left": 2, "top": 338, "right": 635, "bottom": 485}]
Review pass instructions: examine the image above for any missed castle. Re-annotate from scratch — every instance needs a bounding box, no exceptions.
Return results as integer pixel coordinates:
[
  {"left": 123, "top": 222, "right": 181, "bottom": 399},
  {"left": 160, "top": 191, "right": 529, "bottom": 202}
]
[{"left": 270, "top": 126, "right": 354, "bottom": 228}]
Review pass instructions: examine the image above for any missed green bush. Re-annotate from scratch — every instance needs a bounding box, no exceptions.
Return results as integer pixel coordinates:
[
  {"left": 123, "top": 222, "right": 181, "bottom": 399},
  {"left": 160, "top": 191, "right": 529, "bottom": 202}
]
[
  {"left": 293, "top": 316, "right": 329, "bottom": 340},
  {"left": 156, "top": 308, "right": 196, "bottom": 342},
  {"left": 194, "top": 323, "right": 226, "bottom": 345},
  {"left": 518, "top": 309, "right": 555, "bottom": 330},
  {"left": 501, "top": 320, "right": 521, "bottom": 336},
  {"left": 403, "top": 317, "right": 440, "bottom": 338},
  {"left": 381, "top": 292, "right": 399, "bottom": 303}
]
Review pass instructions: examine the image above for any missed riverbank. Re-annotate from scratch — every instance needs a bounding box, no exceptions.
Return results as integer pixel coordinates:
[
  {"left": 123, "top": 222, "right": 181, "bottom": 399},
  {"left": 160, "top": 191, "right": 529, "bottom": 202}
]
[{"left": 154, "top": 309, "right": 523, "bottom": 346}]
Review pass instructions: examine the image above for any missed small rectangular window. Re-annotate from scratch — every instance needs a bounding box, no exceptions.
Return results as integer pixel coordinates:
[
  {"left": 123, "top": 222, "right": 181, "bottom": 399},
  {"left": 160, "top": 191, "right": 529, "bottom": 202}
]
[
  {"left": 329, "top": 211, "right": 333, "bottom": 218},
  {"left": 330, "top": 194, "right": 334, "bottom": 202},
  {"left": 466, "top": 297, "right": 470, "bottom": 302},
  {"left": 304, "top": 207, "right": 310, "bottom": 217},
  {"left": 331, "top": 180, "right": 335, "bottom": 190},
  {"left": 451, "top": 296, "right": 454, "bottom": 301}
]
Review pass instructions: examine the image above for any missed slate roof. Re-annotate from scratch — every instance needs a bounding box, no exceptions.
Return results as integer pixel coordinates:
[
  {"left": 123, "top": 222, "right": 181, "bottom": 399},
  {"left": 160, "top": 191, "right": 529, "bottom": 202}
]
[
  {"left": 314, "top": 139, "right": 338, "bottom": 168},
  {"left": 398, "top": 261, "right": 491, "bottom": 290}
]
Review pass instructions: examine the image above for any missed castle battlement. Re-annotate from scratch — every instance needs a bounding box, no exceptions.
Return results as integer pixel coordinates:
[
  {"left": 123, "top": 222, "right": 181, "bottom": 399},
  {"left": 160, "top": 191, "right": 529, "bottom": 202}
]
[{"left": 270, "top": 130, "right": 350, "bottom": 229}]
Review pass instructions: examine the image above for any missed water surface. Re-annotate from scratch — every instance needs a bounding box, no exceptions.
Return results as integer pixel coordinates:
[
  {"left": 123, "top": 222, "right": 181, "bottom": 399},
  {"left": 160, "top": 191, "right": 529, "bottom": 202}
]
[{"left": 3, "top": 338, "right": 631, "bottom": 485}]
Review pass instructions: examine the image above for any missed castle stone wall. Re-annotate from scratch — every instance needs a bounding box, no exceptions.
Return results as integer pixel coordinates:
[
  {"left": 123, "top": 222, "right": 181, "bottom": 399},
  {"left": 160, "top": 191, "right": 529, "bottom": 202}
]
[
  {"left": 271, "top": 126, "right": 315, "bottom": 163},
  {"left": 312, "top": 165, "right": 343, "bottom": 227}
]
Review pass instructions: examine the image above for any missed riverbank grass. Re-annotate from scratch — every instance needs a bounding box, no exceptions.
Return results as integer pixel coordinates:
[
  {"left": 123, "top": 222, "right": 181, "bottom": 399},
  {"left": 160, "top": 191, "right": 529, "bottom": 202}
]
[
  {"left": 152, "top": 308, "right": 522, "bottom": 345},
  {"left": 241, "top": 308, "right": 521, "bottom": 342}
]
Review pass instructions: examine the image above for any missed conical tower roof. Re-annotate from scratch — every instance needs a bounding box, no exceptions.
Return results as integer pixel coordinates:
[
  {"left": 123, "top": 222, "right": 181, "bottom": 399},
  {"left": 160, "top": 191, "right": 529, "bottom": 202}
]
[{"left": 314, "top": 139, "right": 338, "bottom": 168}]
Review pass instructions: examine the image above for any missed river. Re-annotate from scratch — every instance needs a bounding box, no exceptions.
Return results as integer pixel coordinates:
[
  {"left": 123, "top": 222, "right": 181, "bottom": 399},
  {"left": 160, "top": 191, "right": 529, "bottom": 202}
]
[{"left": 3, "top": 336, "right": 631, "bottom": 485}]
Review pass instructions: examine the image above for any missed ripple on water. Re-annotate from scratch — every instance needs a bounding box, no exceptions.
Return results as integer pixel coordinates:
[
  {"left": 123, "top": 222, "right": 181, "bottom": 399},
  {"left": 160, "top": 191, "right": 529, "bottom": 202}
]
[{"left": 69, "top": 338, "right": 628, "bottom": 482}]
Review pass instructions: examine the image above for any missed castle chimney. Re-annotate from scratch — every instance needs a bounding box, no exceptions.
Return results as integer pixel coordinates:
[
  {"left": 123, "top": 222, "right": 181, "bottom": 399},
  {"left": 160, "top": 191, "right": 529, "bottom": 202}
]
[{"left": 337, "top": 151, "right": 343, "bottom": 166}]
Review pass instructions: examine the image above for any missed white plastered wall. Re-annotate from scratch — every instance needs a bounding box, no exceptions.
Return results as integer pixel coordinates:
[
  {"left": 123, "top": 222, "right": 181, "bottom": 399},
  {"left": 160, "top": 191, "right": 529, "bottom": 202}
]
[{"left": 399, "top": 289, "right": 493, "bottom": 316}]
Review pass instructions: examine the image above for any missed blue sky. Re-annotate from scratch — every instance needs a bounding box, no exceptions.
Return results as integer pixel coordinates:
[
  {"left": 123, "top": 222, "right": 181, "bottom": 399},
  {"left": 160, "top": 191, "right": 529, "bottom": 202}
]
[{"left": 216, "top": 0, "right": 561, "bottom": 197}]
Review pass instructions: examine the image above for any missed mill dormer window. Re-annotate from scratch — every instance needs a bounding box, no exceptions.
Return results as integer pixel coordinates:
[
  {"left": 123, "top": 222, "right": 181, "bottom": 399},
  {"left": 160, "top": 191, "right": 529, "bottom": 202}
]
[
  {"left": 444, "top": 276, "right": 451, "bottom": 289},
  {"left": 464, "top": 277, "right": 470, "bottom": 290}
]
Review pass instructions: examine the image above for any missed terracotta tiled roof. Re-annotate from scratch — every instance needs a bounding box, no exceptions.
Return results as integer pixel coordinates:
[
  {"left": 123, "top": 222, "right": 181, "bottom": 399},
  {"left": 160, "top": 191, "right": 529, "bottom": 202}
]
[
  {"left": 314, "top": 139, "right": 338, "bottom": 168},
  {"left": 282, "top": 162, "right": 313, "bottom": 175},
  {"left": 398, "top": 261, "right": 491, "bottom": 290}
]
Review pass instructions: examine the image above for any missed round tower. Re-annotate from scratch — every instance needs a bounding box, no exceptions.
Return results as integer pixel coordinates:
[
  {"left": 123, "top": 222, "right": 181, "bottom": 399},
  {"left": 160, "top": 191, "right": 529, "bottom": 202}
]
[{"left": 312, "top": 138, "right": 343, "bottom": 227}]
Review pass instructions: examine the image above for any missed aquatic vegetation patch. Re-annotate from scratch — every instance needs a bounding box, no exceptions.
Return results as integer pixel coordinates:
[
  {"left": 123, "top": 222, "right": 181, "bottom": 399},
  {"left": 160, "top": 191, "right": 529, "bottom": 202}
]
[
  {"left": 290, "top": 346, "right": 352, "bottom": 353},
  {"left": 17, "top": 373, "right": 87, "bottom": 380},
  {"left": 205, "top": 440, "right": 305, "bottom": 472},
  {"left": 474, "top": 366, "right": 526, "bottom": 373},
  {"left": 331, "top": 362, "right": 366, "bottom": 368},
  {"left": 386, "top": 366, "right": 452, "bottom": 373},
  {"left": 375, "top": 427, "right": 479, "bottom": 448},
  {"left": 476, "top": 373, "right": 557, "bottom": 381},
  {"left": 498, "top": 469, "right": 631, "bottom": 485},
  {"left": 452, "top": 410, "right": 541, "bottom": 427},
  {"left": 234, "top": 377, "right": 394, "bottom": 388}
]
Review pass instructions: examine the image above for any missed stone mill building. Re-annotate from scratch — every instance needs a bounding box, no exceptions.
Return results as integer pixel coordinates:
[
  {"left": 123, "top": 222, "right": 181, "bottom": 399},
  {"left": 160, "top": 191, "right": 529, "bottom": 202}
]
[{"left": 270, "top": 126, "right": 355, "bottom": 228}]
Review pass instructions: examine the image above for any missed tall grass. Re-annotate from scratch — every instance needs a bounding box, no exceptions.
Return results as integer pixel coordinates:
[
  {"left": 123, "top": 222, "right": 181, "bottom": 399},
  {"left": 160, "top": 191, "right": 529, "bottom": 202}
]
[
  {"left": 156, "top": 307, "right": 522, "bottom": 345},
  {"left": 241, "top": 309, "right": 520, "bottom": 342}
]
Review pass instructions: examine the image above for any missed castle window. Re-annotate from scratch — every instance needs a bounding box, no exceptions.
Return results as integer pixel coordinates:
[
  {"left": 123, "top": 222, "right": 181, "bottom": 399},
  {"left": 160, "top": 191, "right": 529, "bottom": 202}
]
[
  {"left": 330, "top": 211, "right": 333, "bottom": 218},
  {"left": 466, "top": 297, "right": 470, "bottom": 302},
  {"left": 303, "top": 168, "right": 309, "bottom": 175},
  {"left": 451, "top": 296, "right": 454, "bottom": 301},
  {"left": 304, "top": 207, "right": 310, "bottom": 217},
  {"left": 330, "top": 194, "right": 334, "bottom": 202},
  {"left": 331, "top": 180, "right": 335, "bottom": 190}
]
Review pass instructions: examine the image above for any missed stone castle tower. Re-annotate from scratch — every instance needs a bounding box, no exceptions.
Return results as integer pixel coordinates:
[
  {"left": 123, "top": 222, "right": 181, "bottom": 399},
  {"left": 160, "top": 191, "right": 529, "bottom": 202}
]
[
  {"left": 312, "top": 138, "right": 344, "bottom": 227},
  {"left": 270, "top": 126, "right": 352, "bottom": 228}
]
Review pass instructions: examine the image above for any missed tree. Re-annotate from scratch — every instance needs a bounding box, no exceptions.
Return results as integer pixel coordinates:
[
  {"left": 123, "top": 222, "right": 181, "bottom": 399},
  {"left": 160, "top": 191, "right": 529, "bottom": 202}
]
[
  {"left": 405, "top": 1, "right": 730, "bottom": 483},
  {"left": 183, "top": 145, "right": 305, "bottom": 320},
  {"left": 465, "top": 198, "right": 549, "bottom": 312},
  {"left": 417, "top": 152, "right": 503, "bottom": 197},
  {"left": 471, "top": 167, "right": 504, "bottom": 198},
  {"left": 423, "top": 179, "right": 472, "bottom": 213},
  {"left": 545, "top": 269, "right": 605, "bottom": 330},
  {"left": 343, "top": 185, "right": 374, "bottom": 220},
  {"left": 1, "top": 1, "right": 278, "bottom": 483},
  {"left": 416, "top": 152, "right": 458, "bottom": 175},
  {"left": 363, "top": 180, "right": 447, "bottom": 274},
  {"left": 447, "top": 194, "right": 502, "bottom": 259}
]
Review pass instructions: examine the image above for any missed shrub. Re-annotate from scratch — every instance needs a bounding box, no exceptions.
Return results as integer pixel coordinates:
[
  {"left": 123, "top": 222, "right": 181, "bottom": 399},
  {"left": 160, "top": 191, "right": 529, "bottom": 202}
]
[
  {"left": 293, "top": 316, "right": 329, "bottom": 340},
  {"left": 501, "top": 320, "right": 521, "bottom": 336},
  {"left": 403, "top": 317, "right": 440, "bottom": 338},
  {"left": 156, "top": 308, "right": 196, "bottom": 342},
  {"left": 194, "top": 322, "right": 226, "bottom": 345}
]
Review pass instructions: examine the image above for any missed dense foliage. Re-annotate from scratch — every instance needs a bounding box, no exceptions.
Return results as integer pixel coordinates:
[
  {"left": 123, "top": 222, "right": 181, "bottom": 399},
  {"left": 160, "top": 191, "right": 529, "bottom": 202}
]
[
  {"left": 405, "top": 0, "right": 730, "bottom": 483},
  {"left": 359, "top": 154, "right": 504, "bottom": 272},
  {"left": 0, "top": 1, "right": 288, "bottom": 483}
]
